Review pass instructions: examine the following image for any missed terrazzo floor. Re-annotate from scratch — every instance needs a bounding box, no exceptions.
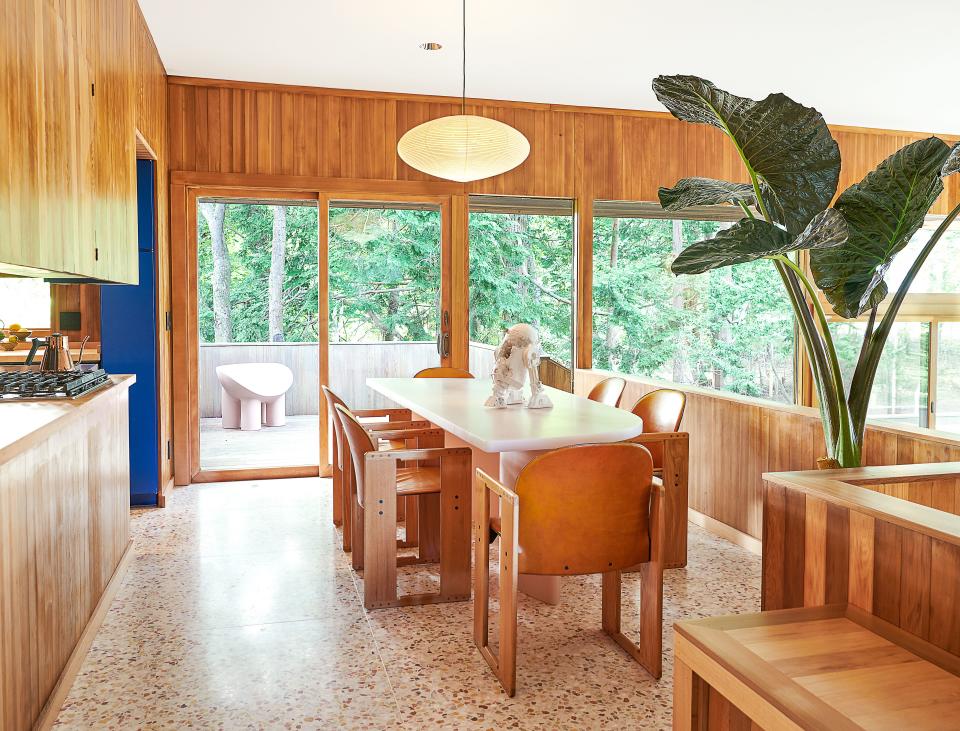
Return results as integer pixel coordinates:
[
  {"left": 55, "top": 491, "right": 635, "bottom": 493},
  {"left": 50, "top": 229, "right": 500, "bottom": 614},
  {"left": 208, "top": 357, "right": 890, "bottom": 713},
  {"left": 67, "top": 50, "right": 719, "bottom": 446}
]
[{"left": 53, "top": 478, "right": 761, "bottom": 730}]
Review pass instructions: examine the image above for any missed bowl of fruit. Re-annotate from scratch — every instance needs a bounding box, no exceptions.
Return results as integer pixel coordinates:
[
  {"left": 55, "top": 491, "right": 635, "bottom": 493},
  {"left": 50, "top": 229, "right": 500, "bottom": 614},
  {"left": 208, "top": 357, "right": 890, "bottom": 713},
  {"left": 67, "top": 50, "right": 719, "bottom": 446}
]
[{"left": 0, "top": 323, "right": 32, "bottom": 351}]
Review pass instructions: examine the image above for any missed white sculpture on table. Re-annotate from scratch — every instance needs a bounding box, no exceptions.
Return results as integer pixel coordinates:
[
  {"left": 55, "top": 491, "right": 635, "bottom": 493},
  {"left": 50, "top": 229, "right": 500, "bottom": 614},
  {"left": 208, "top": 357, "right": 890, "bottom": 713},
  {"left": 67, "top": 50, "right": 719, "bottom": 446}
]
[{"left": 485, "top": 324, "right": 553, "bottom": 409}]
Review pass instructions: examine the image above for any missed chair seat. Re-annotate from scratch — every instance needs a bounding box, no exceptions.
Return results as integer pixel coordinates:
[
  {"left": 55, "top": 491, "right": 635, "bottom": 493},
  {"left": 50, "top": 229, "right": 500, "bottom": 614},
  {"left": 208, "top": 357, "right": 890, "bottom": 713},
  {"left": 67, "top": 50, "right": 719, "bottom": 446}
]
[{"left": 396, "top": 467, "right": 441, "bottom": 496}]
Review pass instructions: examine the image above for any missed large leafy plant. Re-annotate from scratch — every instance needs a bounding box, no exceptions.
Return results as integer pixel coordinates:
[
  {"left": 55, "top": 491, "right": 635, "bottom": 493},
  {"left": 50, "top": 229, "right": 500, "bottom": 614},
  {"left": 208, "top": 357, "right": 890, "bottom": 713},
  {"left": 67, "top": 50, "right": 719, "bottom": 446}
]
[{"left": 654, "top": 75, "right": 960, "bottom": 468}]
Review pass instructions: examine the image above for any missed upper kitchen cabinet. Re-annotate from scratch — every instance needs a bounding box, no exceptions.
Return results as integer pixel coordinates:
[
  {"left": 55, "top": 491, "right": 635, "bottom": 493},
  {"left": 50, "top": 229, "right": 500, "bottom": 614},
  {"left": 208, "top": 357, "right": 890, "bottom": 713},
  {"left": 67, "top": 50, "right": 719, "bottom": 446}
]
[{"left": 0, "top": 0, "right": 138, "bottom": 284}]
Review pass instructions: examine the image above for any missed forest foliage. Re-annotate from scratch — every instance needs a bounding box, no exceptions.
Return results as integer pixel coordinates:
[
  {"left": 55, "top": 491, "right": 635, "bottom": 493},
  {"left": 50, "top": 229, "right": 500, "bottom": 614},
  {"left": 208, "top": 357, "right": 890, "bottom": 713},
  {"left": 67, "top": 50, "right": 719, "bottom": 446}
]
[{"left": 196, "top": 201, "right": 795, "bottom": 403}]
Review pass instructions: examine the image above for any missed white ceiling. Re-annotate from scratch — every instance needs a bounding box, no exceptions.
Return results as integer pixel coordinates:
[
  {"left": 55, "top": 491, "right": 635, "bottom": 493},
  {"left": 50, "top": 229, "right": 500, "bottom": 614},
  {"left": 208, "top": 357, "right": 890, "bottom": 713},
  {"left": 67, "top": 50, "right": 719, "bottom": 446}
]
[{"left": 140, "top": 0, "right": 959, "bottom": 134}]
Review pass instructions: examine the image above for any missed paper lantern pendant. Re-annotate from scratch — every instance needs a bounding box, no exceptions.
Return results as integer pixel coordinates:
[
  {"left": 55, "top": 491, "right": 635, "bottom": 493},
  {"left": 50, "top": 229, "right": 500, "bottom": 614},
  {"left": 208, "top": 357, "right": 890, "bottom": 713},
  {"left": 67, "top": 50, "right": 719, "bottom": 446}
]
[
  {"left": 397, "top": 0, "right": 530, "bottom": 183},
  {"left": 397, "top": 115, "right": 530, "bottom": 183}
]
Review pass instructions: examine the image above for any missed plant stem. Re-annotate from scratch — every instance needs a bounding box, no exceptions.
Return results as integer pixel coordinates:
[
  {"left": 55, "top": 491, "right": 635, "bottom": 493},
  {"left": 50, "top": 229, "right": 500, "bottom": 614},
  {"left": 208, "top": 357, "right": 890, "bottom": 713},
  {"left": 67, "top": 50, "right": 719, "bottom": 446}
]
[
  {"left": 771, "top": 253, "right": 858, "bottom": 465},
  {"left": 849, "top": 201, "right": 960, "bottom": 437}
]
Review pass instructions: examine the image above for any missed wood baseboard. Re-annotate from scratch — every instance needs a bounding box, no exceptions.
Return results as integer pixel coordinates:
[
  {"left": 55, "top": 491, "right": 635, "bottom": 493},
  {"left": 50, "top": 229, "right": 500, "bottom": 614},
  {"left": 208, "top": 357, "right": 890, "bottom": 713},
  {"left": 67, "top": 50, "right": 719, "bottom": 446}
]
[
  {"left": 688, "top": 509, "right": 762, "bottom": 556},
  {"left": 158, "top": 477, "right": 174, "bottom": 508},
  {"left": 34, "top": 539, "right": 135, "bottom": 731},
  {"left": 192, "top": 465, "right": 321, "bottom": 483}
]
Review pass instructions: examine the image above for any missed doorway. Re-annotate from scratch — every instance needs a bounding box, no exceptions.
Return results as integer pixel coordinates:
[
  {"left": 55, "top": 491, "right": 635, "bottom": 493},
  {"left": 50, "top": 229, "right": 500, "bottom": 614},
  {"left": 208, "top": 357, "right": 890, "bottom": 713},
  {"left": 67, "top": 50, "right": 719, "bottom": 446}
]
[{"left": 171, "top": 184, "right": 458, "bottom": 485}]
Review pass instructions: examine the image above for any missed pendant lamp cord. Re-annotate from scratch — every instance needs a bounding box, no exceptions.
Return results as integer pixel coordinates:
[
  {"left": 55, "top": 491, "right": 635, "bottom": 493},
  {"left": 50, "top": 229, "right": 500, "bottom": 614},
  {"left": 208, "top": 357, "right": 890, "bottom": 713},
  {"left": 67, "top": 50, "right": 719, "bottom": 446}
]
[{"left": 461, "top": 0, "right": 466, "bottom": 115}]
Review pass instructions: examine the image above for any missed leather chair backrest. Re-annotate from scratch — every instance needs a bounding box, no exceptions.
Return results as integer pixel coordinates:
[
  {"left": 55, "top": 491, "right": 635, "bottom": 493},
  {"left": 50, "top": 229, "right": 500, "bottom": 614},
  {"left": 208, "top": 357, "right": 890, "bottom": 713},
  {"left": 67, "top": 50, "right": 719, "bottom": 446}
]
[
  {"left": 335, "top": 403, "right": 377, "bottom": 507},
  {"left": 587, "top": 376, "right": 626, "bottom": 407},
  {"left": 414, "top": 367, "right": 474, "bottom": 378},
  {"left": 513, "top": 443, "right": 654, "bottom": 575},
  {"left": 321, "top": 385, "right": 349, "bottom": 470},
  {"left": 629, "top": 389, "right": 686, "bottom": 468}
]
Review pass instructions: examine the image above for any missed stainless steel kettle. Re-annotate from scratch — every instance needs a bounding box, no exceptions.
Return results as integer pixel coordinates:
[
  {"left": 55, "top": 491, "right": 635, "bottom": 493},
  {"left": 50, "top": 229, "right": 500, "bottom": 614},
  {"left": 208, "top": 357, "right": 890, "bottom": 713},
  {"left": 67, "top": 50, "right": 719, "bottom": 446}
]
[{"left": 25, "top": 333, "right": 89, "bottom": 372}]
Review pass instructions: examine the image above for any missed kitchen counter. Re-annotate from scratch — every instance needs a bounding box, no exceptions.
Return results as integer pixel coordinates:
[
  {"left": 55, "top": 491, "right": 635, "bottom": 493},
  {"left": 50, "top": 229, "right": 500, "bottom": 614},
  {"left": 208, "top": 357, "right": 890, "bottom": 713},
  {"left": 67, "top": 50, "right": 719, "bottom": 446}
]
[
  {"left": 0, "top": 374, "right": 133, "bottom": 462},
  {"left": 0, "top": 374, "right": 135, "bottom": 730}
]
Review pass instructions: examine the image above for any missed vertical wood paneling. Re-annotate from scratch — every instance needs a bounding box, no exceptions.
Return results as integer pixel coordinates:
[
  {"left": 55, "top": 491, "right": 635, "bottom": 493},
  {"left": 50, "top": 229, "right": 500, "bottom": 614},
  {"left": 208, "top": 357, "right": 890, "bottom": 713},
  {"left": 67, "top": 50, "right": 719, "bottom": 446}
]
[
  {"left": 782, "top": 488, "right": 807, "bottom": 607},
  {"left": 848, "top": 511, "right": 875, "bottom": 612},
  {"left": 824, "top": 503, "right": 850, "bottom": 604},
  {"left": 803, "top": 496, "right": 827, "bottom": 605},
  {"left": 929, "top": 540, "right": 960, "bottom": 655},
  {"left": 763, "top": 475, "right": 960, "bottom": 661},
  {"left": 761, "top": 482, "right": 786, "bottom": 609},
  {"left": 0, "top": 383, "right": 132, "bottom": 730},
  {"left": 579, "top": 371, "right": 960, "bottom": 540},
  {"left": 899, "top": 530, "right": 932, "bottom": 639},
  {"left": 872, "top": 520, "right": 903, "bottom": 624}
]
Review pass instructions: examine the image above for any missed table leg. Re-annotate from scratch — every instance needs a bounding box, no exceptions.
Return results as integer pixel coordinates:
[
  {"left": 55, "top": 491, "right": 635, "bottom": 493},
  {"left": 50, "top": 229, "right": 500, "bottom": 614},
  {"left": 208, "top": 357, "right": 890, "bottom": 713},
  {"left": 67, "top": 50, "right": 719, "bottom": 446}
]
[{"left": 500, "top": 450, "right": 561, "bottom": 605}]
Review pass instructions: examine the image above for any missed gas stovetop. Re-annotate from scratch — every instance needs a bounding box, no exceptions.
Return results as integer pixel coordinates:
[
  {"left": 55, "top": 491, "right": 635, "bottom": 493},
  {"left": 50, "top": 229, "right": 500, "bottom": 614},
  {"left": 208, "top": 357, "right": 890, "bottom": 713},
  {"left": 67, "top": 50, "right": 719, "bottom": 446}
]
[{"left": 0, "top": 368, "right": 110, "bottom": 400}]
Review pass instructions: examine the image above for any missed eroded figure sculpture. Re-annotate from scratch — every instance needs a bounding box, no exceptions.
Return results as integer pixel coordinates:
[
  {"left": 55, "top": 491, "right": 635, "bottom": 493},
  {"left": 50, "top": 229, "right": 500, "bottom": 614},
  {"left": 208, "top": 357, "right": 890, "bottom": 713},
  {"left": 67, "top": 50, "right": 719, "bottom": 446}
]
[{"left": 484, "top": 324, "right": 553, "bottom": 409}]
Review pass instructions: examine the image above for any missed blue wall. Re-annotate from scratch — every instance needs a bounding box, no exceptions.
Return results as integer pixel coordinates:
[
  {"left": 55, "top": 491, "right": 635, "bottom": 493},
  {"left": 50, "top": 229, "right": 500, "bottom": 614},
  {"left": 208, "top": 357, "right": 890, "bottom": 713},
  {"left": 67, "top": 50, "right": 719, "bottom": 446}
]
[{"left": 100, "top": 160, "right": 160, "bottom": 506}]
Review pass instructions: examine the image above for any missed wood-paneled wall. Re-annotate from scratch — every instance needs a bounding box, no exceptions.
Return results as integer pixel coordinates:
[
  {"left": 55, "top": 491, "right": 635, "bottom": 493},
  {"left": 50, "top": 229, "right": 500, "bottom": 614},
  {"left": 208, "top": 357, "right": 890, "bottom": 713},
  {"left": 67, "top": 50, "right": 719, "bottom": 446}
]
[
  {"left": 2, "top": 0, "right": 171, "bottom": 499},
  {"left": 762, "top": 466, "right": 960, "bottom": 658},
  {"left": 0, "top": 379, "right": 134, "bottom": 731},
  {"left": 134, "top": 6, "right": 173, "bottom": 502},
  {"left": 576, "top": 370, "right": 960, "bottom": 540},
  {"left": 168, "top": 76, "right": 960, "bottom": 211}
]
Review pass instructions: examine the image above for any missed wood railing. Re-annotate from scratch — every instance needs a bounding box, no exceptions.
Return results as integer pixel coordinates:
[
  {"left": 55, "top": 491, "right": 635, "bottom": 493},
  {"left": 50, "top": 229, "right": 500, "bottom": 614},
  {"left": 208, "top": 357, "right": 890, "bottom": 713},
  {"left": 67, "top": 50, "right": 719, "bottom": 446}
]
[
  {"left": 762, "top": 463, "right": 960, "bottom": 658},
  {"left": 576, "top": 369, "right": 960, "bottom": 544},
  {"left": 198, "top": 341, "right": 499, "bottom": 417}
]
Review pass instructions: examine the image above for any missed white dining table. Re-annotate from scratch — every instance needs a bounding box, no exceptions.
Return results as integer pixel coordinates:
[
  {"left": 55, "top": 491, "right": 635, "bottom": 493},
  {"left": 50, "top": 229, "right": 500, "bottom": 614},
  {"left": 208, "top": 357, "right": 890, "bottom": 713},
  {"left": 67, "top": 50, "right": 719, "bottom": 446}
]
[{"left": 367, "top": 377, "right": 645, "bottom": 604}]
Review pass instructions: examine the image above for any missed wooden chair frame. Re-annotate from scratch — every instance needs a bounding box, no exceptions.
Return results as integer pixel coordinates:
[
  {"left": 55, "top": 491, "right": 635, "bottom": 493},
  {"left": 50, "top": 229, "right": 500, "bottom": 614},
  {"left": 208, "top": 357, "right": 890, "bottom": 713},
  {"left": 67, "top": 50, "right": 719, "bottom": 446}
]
[
  {"left": 327, "top": 403, "right": 411, "bottom": 530},
  {"left": 347, "top": 426, "right": 442, "bottom": 572},
  {"left": 360, "top": 445, "right": 473, "bottom": 610},
  {"left": 473, "top": 469, "right": 520, "bottom": 695},
  {"left": 473, "top": 468, "right": 665, "bottom": 697},
  {"left": 628, "top": 431, "right": 689, "bottom": 569}
]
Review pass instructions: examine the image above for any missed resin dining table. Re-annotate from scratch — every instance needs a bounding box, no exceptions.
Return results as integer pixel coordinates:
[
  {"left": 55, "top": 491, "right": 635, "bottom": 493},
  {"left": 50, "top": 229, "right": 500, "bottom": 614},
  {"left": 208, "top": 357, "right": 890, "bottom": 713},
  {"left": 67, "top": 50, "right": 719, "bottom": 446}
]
[{"left": 366, "top": 376, "right": 645, "bottom": 604}]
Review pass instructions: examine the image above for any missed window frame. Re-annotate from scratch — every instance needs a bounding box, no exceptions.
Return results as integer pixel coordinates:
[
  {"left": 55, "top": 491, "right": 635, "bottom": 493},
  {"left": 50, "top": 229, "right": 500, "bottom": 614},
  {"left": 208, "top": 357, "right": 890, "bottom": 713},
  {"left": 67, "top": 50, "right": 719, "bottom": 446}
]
[
  {"left": 819, "top": 214, "right": 960, "bottom": 431},
  {"left": 589, "top": 200, "right": 801, "bottom": 405}
]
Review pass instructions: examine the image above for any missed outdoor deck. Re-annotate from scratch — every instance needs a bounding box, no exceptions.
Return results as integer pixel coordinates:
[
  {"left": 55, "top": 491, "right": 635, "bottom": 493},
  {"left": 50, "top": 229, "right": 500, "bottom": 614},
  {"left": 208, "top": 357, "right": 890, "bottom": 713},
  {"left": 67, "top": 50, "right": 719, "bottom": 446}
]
[{"left": 200, "top": 415, "right": 320, "bottom": 470}]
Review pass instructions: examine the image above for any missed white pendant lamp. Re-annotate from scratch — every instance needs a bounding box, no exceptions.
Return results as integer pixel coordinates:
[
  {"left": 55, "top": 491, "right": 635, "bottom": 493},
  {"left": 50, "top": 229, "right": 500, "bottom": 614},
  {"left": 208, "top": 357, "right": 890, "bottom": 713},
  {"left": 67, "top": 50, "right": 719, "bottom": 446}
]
[{"left": 397, "top": 0, "right": 529, "bottom": 183}]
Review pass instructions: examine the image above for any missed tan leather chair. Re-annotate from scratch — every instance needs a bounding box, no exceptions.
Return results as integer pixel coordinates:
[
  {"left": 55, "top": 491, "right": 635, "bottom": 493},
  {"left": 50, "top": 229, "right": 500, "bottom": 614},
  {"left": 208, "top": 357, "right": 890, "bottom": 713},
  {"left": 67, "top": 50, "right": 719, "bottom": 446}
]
[
  {"left": 586, "top": 376, "right": 626, "bottom": 407},
  {"left": 413, "top": 366, "right": 474, "bottom": 378},
  {"left": 629, "top": 388, "right": 686, "bottom": 472},
  {"left": 321, "top": 385, "right": 426, "bottom": 553},
  {"left": 475, "top": 443, "right": 664, "bottom": 696},
  {"left": 336, "top": 403, "right": 472, "bottom": 609}
]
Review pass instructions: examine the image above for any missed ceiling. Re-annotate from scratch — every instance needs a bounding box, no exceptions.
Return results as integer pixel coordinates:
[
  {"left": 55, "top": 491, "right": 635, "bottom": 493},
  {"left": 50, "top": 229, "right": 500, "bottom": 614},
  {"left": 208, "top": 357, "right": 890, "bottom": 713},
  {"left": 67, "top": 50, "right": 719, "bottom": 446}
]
[{"left": 139, "top": 0, "right": 959, "bottom": 135}]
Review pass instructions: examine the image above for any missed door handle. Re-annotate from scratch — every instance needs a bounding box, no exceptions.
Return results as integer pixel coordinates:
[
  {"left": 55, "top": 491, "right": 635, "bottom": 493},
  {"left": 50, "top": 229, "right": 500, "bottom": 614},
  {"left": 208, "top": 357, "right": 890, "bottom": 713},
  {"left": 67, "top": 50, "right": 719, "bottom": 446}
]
[{"left": 437, "top": 310, "right": 451, "bottom": 358}]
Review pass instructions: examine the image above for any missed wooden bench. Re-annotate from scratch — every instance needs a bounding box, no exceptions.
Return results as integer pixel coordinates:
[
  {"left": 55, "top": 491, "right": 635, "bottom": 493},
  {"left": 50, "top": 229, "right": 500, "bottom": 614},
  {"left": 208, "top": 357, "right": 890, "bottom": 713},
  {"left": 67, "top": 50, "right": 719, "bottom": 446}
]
[{"left": 674, "top": 604, "right": 960, "bottom": 730}]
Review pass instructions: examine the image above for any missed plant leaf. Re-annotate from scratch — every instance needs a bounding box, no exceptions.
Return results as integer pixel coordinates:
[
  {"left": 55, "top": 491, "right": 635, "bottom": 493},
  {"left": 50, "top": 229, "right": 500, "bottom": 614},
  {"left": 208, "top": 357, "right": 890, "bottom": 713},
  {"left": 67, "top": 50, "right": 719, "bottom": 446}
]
[
  {"left": 653, "top": 75, "right": 840, "bottom": 236},
  {"left": 658, "top": 177, "right": 756, "bottom": 210},
  {"left": 670, "top": 210, "right": 845, "bottom": 275},
  {"left": 944, "top": 143, "right": 960, "bottom": 177},
  {"left": 810, "top": 136, "right": 951, "bottom": 318}
]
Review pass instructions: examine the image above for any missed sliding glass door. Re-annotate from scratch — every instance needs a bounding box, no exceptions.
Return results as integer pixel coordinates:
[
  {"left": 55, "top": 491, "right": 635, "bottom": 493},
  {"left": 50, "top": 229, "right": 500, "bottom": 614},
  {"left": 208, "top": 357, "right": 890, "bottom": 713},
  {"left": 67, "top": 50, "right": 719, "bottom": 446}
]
[
  {"left": 327, "top": 200, "right": 443, "bottom": 409},
  {"left": 196, "top": 197, "right": 321, "bottom": 472}
]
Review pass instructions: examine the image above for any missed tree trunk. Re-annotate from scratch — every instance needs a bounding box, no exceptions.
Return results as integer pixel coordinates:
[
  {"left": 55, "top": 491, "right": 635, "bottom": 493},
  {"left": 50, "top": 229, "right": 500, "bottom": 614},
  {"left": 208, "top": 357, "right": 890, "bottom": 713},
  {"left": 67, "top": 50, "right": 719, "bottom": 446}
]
[
  {"left": 200, "top": 202, "right": 231, "bottom": 342},
  {"left": 268, "top": 205, "right": 287, "bottom": 342},
  {"left": 670, "top": 219, "right": 687, "bottom": 382},
  {"left": 714, "top": 267, "right": 735, "bottom": 389}
]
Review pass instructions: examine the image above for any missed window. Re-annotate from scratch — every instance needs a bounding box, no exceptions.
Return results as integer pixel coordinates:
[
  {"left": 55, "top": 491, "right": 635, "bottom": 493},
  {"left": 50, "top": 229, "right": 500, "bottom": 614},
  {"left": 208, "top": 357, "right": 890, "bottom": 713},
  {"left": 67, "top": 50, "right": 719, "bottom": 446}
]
[
  {"left": 0, "top": 278, "right": 52, "bottom": 329},
  {"left": 831, "top": 321, "right": 930, "bottom": 428},
  {"left": 468, "top": 196, "right": 575, "bottom": 375},
  {"left": 825, "top": 215, "right": 960, "bottom": 433},
  {"left": 591, "top": 203, "right": 796, "bottom": 403},
  {"left": 885, "top": 215, "right": 960, "bottom": 294},
  {"left": 937, "top": 323, "right": 960, "bottom": 433}
]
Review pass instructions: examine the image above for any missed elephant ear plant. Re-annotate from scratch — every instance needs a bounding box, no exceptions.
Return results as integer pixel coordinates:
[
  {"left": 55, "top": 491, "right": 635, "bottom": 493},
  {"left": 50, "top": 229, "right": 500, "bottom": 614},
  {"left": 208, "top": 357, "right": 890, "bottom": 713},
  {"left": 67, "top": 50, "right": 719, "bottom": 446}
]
[{"left": 654, "top": 75, "right": 960, "bottom": 468}]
